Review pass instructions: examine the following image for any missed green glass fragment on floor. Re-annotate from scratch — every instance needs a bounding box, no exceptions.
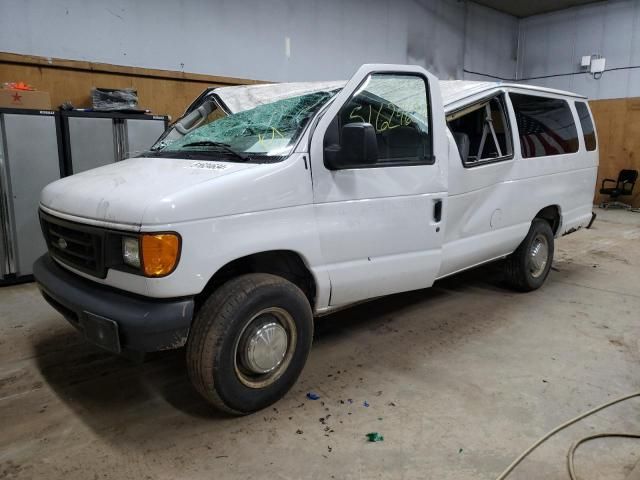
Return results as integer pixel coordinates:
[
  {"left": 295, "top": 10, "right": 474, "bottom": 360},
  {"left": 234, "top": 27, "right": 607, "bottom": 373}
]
[{"left": 366, "top": 432, "right": 384, "bottom": 442}]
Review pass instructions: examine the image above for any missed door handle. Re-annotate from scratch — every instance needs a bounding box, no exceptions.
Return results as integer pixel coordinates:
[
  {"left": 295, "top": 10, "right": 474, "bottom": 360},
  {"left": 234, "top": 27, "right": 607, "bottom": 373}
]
[{"left": 433, "top": 199, "right": 443, "bottom": 223}]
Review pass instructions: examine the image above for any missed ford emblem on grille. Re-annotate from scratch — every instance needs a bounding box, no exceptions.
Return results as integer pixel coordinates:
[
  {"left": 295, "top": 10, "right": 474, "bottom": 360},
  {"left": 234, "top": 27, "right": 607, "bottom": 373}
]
[{"left": 57, "top": 238, "right": 68, "bottom": 250}]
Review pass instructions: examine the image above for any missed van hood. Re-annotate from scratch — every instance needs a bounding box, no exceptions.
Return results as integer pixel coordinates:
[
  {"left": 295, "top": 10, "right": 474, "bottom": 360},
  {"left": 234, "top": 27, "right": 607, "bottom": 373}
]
[{"left": 41, "top": 157, "right": 259, "bottom": 226}]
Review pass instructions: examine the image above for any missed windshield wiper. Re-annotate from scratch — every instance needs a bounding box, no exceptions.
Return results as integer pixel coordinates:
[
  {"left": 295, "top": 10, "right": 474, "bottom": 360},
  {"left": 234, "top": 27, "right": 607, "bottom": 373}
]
[{"left": 180, "top": 141, "right": 250, "bottom": 162}]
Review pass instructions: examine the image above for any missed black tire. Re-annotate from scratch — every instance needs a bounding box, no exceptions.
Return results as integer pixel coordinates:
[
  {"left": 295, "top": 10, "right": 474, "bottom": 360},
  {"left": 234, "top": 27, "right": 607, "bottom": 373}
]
[
  {"left": 503, "top": 219, "right": 555, "bottom": 292},
  {"left": 186, "top": 273, "right": 313, "bottom": 415}
]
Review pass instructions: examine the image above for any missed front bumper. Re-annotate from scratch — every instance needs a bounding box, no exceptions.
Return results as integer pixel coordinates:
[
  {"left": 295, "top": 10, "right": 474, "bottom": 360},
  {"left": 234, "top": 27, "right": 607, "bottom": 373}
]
[{"left": 33, "top": 254, "right": 194, "bottom": 354}]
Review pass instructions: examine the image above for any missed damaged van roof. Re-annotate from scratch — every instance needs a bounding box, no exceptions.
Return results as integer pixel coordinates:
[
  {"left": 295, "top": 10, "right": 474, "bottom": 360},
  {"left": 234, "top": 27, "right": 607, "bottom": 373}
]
[
  {"left": 438, "top": 80, "right": 586, "bottom": 106},
  {"left": 214, "top": 81, "right": 347, "bottom": 113},
  {"left": 213, "top": 79, "right": 586, "bottom": 114}
]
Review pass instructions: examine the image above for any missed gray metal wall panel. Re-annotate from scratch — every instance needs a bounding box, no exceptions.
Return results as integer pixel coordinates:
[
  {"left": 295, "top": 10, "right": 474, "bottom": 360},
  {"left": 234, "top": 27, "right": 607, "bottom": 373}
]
[
  {"left": 629, "top": 2, "right": 640, "bottom": 97},
  {"left": 0, "top": 0, "right": 516, "bottom": 84},
  {"left": 3, "top": 113, "right": 60, "bottom": 277},
  {"left": 464, "top": 2, "right": 518, "bottom": 80},
  {"left": 518, "top": 0, "right": 640, "bottom": 99}
]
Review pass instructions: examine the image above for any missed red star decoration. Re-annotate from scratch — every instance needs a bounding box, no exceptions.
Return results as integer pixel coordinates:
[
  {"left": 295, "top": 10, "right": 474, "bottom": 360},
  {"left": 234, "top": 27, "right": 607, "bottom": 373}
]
[{"left": 11, "top": 92, "right": 22, "bottom": 102}]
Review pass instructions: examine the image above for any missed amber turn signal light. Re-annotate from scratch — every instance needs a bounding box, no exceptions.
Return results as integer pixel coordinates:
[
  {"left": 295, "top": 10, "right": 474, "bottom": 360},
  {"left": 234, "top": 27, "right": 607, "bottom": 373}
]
[{"left": 141, "top": 233, "right": 180, "bottom": 277}]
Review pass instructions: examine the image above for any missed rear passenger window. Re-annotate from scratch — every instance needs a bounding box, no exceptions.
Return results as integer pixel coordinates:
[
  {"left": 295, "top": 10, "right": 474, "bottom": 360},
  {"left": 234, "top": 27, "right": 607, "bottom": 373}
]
[
  {"left": 447, "top": 94, "right": 513, "bottom": 167},
  {"left": 575, "top": 102, "right": 597, "bottom": 151},
  {"left": 510, "top": 93, "right": 579, "bottom": 158}
]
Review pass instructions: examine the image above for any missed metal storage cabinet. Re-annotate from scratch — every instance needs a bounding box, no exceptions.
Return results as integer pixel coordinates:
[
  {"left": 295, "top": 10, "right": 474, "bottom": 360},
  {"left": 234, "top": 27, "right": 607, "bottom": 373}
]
[
  {"left": 60, "top": 111, "right": 168, "bottom": 175},
  {"left": 0, "top": 109, "right": 63, "bottom": 283}
]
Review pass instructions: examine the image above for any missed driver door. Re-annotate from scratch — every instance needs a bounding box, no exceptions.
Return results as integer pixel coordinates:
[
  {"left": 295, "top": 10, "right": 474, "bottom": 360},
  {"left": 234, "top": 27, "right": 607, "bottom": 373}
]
[{"left": 310, "top": 64, "right": 448, "bottom": 307}]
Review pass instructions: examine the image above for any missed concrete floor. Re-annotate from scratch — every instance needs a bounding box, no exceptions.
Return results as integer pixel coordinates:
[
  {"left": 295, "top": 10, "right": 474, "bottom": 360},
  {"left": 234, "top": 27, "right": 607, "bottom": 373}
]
[{"left": 1, "top": 208, "right": 639, "bottom": 480}]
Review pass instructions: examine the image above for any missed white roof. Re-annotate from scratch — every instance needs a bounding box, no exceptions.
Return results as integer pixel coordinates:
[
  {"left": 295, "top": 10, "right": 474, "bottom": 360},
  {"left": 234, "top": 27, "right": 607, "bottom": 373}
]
[
  {"left": 213, "top": 79, "right": 585, "bottom": 113},
  {"left": 215, "top": 81, "right": 346, "bottom": 113},
  {"left": 439, "top": 80, "right": 586, "bottom": 106}
]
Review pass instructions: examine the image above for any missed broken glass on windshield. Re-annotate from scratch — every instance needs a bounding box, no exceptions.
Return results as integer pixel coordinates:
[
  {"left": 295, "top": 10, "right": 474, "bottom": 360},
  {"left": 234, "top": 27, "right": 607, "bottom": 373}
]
[{"left": 157, "top": 89, "right": 339, "bottom": 160}]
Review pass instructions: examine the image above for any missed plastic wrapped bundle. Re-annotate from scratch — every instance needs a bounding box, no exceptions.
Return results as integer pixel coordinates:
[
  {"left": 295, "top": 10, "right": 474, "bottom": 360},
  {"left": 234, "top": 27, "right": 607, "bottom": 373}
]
[{"left": 91, "top": 87, "right": 138, "bottom": 111}]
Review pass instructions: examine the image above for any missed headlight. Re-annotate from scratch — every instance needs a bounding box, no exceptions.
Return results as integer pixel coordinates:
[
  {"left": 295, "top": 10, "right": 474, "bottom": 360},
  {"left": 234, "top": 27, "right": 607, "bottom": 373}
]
[
  {"left": 122, "top": 236, "right": 141, "bottom": 268},
  {"left": 121, "top": 233, "right": 180, "bottom": 277},
  {"left": 140, "top": 233, "right": 180, "bottom": 277}
]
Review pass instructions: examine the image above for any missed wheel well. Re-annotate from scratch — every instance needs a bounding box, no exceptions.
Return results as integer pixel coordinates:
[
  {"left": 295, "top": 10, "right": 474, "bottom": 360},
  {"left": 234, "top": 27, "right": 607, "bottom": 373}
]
[
  {"left": 195, "top": 250, "right": 316, "bottom": 311},
  {"left": 534, "top": 205, "right": 561, "bottom": 235}
]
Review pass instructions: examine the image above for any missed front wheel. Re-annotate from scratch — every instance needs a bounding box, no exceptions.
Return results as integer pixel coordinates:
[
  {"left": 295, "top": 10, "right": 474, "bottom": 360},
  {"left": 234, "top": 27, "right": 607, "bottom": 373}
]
[
  {"left": 187, "top": 274, "right": 313, "bottom": 415},
  {"left": 503, "top": 219, "right": 555, "bottom": 292}
]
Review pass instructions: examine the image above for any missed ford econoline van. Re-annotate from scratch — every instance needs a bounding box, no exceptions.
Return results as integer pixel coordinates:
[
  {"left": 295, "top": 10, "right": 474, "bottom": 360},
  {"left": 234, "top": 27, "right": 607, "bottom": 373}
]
[{"left": 33, "top": 64, "right": 598, "bottom": 414}]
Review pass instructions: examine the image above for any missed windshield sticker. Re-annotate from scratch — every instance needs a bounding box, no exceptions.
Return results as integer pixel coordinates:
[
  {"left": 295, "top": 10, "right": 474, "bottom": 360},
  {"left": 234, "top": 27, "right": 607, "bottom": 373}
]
[{"left": 186, "top": 161, "right": 230, "bottom": 170}]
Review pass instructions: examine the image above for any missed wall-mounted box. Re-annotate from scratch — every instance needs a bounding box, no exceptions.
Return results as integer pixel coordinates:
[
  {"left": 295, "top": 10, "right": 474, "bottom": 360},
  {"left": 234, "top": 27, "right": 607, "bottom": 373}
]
[{"left": 590, "top": 57, "right": 606, "bottom": 73}]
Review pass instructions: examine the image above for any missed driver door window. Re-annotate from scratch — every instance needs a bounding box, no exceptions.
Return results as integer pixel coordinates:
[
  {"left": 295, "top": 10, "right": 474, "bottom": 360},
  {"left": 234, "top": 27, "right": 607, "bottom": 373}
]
[{"left": 323, "top": 73, "right": 433, "bottom": 168}]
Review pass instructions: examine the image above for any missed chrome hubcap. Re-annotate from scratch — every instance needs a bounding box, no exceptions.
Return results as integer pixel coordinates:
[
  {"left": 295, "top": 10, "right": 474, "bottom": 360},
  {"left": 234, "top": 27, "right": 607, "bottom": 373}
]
[
  {"left": 243, "top": 322, "right": 288, "bottom": 374},
  {"left": 234, "top": 307, "right": 297, "bottom": 389},
  {"left": 529, "top": 234, "right": 549, "bottom": 278}
]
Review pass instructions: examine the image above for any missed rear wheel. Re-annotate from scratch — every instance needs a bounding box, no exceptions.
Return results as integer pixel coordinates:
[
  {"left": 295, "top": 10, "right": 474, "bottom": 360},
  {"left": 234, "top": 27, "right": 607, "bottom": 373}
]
[
  {"left": 504, "top": 219, "right": 554, "bottom": 292},
  {"left": 187, "top": 273, "right": 313, "bottom": 415}
]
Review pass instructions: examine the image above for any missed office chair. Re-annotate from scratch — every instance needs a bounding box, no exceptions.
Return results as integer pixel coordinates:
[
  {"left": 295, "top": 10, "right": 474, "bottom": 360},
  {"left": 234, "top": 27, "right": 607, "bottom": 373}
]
[{"left": 599, "top": 169, "right": 638, "bottom": 209}]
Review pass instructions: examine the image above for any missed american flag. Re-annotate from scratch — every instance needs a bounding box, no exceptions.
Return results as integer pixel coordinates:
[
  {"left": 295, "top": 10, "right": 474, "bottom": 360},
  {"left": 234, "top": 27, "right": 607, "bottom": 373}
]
[{"left": 516, "top": 111, "right": 572, "bottom": 158}]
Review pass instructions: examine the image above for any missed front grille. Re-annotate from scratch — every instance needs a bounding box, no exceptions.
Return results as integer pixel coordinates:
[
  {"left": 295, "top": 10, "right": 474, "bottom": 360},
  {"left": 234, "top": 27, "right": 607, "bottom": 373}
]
[{"left": 40, "top": 211, "right": 106, "bottom": 278}]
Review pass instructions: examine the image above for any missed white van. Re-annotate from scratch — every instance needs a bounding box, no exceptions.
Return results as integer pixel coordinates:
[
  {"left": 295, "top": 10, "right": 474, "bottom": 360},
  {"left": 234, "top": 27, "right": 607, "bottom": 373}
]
[{"left": 33, "top": 64, "right": 598, "bottom": 414}]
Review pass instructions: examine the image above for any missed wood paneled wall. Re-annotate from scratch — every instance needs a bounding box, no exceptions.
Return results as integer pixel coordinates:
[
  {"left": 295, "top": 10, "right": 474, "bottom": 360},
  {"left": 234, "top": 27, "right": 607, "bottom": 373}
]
[
  {"left": 0, "top": 52, "right": 263, "bottom": 120},
  {"left": 590, "top": 97, "right": 640, "bottom": 207}
]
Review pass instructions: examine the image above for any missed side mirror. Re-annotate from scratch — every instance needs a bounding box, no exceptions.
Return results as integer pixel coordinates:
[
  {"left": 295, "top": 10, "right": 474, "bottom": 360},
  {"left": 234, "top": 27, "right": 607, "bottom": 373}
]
[{"left": 324, "top": 122, "right": 378, "bottom": 170}]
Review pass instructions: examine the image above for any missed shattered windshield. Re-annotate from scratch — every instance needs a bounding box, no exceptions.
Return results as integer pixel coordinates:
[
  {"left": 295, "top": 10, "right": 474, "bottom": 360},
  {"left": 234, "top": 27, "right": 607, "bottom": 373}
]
[{"left": 154, "top": 89, "right": 338, "bottom": 161}]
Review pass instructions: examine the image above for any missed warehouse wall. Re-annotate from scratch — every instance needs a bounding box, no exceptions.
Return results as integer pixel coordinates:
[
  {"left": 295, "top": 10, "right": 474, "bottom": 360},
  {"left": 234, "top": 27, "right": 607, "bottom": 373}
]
[
  {"left": 0, "top": 52, "right": 260, "bottom": 119},
  {"left": 0, "top": 0, "right": 517, "bottom": 83},
  {"left": 463, "top": 2, "right": 519, "bottom": 81},
  {"left": 517, "top": 0, "right": 640, "bottom": 99},
  {"left": 590, "top": 98, "right": 640, "bottom": 207}
]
